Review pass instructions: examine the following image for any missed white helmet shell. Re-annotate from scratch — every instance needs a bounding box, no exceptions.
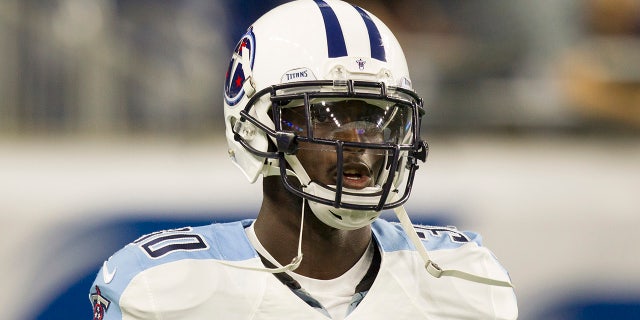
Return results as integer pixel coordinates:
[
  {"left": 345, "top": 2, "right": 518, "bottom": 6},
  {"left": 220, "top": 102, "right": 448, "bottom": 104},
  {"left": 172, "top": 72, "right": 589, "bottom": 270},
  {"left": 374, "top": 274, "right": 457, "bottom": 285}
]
[{"left": 223, "top": 0, "right": 426, "bottom": 229}]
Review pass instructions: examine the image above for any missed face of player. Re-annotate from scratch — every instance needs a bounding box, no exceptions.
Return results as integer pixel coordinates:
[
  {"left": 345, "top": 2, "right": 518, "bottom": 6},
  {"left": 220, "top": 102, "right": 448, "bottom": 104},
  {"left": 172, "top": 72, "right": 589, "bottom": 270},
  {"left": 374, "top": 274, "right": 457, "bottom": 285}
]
[
  {"left": 295, "top": 133, "right": 384, "bottom": 190},
  {"left": 280, "top": 98, "right": 412, "bottom": 190}
]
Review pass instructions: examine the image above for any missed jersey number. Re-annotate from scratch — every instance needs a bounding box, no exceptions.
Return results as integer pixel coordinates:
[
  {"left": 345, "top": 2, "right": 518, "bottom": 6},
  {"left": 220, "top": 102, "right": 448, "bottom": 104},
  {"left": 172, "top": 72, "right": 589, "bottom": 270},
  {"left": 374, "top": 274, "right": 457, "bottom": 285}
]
[
  {"left": 134, "top": 228, "right": 209, "bottom": 259},
  {"left": 414, "top": 226, "right": 470, "bottom": 243}
]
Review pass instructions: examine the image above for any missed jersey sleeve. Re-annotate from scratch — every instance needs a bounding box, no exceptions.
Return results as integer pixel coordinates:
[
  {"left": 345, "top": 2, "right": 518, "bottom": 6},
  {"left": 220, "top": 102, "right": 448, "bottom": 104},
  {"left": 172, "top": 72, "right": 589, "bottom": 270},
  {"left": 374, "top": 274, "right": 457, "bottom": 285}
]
[
  {"left": 375, "top": 221, "right": 518, "bottom": 319},
  {"left": 89, "top": 244, "right": 138, "bottom": 320},
  {"left": 87, "top": 222, "right": 254, "bottom": 319},
  {"left": 413, "top": 225, "right": 518, "bottom": 319},
  {"left": 87, "top": 226, "right": 213, "bottom": 320}
]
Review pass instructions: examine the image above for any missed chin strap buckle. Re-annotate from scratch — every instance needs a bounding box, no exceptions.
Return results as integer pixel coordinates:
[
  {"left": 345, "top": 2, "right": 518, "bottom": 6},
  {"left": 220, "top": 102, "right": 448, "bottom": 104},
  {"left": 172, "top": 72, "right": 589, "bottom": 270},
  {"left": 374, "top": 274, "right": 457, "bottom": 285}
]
[{"left": 425, "top": 260, "right": 443, "bottom": 278}]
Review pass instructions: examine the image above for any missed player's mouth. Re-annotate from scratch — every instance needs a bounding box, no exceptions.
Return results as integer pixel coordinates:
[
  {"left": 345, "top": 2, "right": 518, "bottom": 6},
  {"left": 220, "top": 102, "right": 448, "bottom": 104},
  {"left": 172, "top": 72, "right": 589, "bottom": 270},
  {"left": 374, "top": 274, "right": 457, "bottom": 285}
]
[{"left": 333, "top": 162, "right": 373, "bottom": 190}]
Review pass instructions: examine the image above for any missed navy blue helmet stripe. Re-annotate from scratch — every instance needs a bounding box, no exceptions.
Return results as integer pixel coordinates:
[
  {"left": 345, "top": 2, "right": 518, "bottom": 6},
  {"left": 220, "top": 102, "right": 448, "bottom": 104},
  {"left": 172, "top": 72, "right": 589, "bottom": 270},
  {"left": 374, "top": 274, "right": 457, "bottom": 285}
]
[
  {"left": 313, "top": 0, "right": 348, "bottom": 58},
  {"left": 352, "top": 5, "right": 386, "bottom": 62}
]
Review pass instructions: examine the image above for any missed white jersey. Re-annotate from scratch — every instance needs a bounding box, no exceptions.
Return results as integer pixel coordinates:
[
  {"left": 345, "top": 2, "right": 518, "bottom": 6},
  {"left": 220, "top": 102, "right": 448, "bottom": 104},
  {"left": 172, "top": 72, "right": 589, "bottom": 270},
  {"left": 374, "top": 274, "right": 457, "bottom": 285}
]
[{"left": 89, "top": 219, "right": 518, "bottom": 319}]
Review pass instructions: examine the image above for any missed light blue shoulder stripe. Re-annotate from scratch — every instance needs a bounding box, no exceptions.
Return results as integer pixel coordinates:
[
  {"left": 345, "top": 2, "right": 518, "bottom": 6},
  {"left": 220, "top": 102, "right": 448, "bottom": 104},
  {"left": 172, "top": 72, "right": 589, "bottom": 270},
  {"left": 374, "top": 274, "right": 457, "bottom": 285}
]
[
  {"left": 90, "top": 219, "right": 258, "bottom": 318},
  {"left": 202, "top": 219, "right": 258, "bottom": 261},
  {"left": 371, "top": 219, "right": 481, "bottom": 252}
]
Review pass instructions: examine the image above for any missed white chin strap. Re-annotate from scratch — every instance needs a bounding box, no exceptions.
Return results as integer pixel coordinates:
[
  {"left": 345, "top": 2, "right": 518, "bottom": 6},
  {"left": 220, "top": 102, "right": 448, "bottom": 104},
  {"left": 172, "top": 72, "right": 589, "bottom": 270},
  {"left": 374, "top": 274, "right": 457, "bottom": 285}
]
[
  {"left": 394, "top": 206, "right": 514, "bottom": 288},
  {"left": 254, "top": 158, "right": 512, "bottom": 287},
  {"left": 217, "top": 198, "right": 305, "bottom": 273}
]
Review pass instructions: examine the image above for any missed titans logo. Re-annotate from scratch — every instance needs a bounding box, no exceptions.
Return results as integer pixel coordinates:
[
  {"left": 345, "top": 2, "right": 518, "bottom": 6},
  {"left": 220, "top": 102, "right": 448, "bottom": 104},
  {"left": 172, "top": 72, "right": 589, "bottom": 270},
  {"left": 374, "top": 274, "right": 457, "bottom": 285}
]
[
  {"left": 90, "top": 286, "right": 111, "bottom": 320},
  {"left": 224, "top": 28, "right": 256, "bottom": 106}
]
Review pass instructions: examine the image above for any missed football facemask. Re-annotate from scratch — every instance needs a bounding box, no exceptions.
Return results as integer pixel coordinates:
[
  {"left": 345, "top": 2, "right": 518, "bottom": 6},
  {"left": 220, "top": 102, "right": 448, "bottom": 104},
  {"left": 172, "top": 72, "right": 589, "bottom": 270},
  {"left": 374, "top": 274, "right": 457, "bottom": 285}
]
[{"left": 233, "top": 80, "right": 428, "bottom": 229}]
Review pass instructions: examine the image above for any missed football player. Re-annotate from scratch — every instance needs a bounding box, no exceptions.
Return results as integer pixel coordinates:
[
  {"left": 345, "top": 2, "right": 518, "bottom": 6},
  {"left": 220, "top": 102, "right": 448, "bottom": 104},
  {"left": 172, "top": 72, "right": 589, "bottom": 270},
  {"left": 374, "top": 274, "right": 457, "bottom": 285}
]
[{"left": 89, "top": 1, "right": 518, "bottom": 319}]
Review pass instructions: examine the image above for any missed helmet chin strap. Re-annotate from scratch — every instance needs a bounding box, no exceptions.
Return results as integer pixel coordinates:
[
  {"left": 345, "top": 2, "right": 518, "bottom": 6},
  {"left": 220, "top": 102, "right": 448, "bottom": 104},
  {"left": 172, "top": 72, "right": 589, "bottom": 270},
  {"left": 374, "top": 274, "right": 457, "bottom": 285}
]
[
  {"left": 394, "top": 206, "right": 514, "bottom": 288},
  {"left": 254, "top": 157, "right": 511, "bottom": 286},
  {"left": 217, "top": 198, "right": 305, "bottom": 274}
]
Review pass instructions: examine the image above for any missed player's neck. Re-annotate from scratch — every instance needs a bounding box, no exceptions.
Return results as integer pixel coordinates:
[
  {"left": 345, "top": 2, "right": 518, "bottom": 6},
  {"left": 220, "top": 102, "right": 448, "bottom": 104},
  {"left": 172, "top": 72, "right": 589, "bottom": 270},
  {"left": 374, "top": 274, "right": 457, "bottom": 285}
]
[{"left": 256, "top": 177, "right": 372, "bottom": 279}]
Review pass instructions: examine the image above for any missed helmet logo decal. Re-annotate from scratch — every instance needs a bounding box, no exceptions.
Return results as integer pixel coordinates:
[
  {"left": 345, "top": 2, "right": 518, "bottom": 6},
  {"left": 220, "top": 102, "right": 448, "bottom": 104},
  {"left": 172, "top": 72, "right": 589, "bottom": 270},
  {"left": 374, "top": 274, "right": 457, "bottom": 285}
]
[
  {"left": 313, "top": 1, "right": 387, "bottom": 62},
  {"left": 224, "top": 27, "right": 256, "bottom": 106},
  {"left": 356, "top": 58, "right": 366, "bottom": 70}
]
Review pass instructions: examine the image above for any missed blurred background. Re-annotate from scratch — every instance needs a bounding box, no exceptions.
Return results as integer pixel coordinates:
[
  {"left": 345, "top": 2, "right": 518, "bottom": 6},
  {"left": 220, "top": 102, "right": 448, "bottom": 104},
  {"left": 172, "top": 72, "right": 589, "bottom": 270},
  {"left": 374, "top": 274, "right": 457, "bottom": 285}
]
[{"left": 1, "top": 0, "right": 639, "bottom": 319}]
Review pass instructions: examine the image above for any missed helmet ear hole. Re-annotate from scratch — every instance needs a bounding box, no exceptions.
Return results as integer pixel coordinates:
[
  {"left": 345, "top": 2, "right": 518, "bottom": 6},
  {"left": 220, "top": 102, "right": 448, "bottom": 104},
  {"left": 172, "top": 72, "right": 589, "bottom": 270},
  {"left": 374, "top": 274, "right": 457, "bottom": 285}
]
[{"left": 228, "top": 116, "right": 237, "bottom": 130}]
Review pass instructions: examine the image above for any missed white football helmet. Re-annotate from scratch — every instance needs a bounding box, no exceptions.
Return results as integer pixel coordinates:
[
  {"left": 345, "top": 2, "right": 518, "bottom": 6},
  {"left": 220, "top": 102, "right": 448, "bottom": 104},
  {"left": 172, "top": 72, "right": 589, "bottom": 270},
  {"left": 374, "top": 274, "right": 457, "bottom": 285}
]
[{"left": 223, "top": 0, "right": 428, "bottom": 230}]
